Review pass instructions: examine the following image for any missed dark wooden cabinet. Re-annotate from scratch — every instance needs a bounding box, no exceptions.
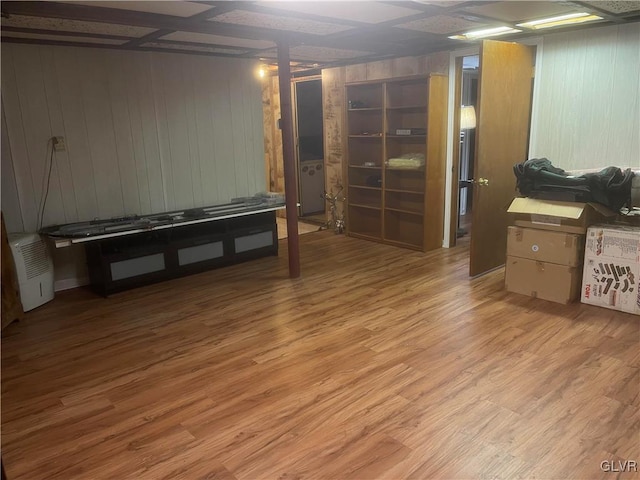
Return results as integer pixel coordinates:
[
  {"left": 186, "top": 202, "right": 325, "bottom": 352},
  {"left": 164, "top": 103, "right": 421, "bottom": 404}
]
[{"left": 85, "top": 211, "right": 278, "bottom": 296}]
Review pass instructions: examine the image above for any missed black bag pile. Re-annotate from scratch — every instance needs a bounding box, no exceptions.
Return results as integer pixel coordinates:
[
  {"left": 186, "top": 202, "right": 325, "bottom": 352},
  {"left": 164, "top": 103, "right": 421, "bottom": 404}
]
[{"left": 513, "top": 158, "right": 635, "bottom": 212}]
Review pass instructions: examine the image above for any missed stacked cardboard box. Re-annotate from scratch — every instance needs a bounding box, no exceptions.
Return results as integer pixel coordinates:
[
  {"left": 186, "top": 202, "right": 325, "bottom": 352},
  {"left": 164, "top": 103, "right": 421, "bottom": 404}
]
[
  {"left": 505, "top": 226, "right": 584, "bottom": 304},
  {"left": 581, "top": 225, "right": 640, "bottom": 315},
  {"left": 505, "top": 198, "right": 616, "bottom": 304}
]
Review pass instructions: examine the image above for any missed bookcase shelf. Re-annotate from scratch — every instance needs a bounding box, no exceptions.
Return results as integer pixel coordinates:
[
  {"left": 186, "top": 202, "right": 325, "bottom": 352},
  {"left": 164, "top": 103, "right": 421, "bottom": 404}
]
[
  {"left": 386, "top": 105, "right": 427, "bottom": 111},
  {"left": 386, "top": 135, "right": 427, "bottom": 139},
  {"left": 345, "top": 75, "right": 447, "bottom": 252}
]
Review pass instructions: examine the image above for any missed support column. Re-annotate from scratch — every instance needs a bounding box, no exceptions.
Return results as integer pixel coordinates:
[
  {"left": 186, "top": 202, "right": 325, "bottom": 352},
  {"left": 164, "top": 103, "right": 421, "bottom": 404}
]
[{"left": 277, "top": 41, "right": 301, "bottom": 278}]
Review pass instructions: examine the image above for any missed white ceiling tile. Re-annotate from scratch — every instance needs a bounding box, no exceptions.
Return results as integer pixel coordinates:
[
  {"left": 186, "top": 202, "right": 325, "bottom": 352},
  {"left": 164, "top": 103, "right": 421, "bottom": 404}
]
[
  {"left": 210, "top": 10, "right": 353, "bottom": 35},
  {"left": 255, "top": 1, "right": 423, "bottom": 23},
  {"left": 56, "top": 1, "right": 213, "bottom": 17},
  {"left": 461, "top": 1, "right": 579, "bottom": 22},
  {"left": 1, "top": 31, "right": 126, "bottom": 44},
  {"left": 1, "top": 15, "right": 155, "bottom": 37},
  {"left": 397, "top": 15, "right": 487, "bottom": 34},
  {"left": 161, "top": 31, "right": 274, "bottom": 49},
  {"left": 582, "top": 1, "right": 640, "bottom": 14}
]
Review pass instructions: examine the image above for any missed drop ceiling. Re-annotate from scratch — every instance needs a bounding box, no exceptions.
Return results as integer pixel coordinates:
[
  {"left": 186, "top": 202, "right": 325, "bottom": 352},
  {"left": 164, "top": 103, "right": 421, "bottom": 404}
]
[{"left": 2, "top": 1, "right": 639, "bottom": 70}]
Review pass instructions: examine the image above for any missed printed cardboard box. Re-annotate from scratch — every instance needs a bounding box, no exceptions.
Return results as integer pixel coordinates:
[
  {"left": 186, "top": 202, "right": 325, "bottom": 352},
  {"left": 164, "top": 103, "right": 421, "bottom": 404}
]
[{"left": 581, "top": 225, "right": 640, "bottom": 315}]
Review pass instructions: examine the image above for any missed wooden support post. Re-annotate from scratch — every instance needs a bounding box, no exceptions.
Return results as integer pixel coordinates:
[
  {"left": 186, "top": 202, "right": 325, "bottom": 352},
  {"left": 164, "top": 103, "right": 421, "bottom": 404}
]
[{"left": 277, "top": 41, "right": 301, "bottom": 278}]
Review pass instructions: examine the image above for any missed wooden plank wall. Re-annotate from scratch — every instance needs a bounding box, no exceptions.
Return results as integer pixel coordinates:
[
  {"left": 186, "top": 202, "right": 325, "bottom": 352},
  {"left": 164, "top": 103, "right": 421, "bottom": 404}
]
[
  {"left": 262, "top": 75, "right": 285, "bottom": 217},
  {"left": 262, "top": 52, "right": 449, "bottom": 223},
  {"left": 1, "top": 43, "right": 266, "bottom": 234},
  {"left": 321, "top": 67, "right": 346, "bottom": 215}
]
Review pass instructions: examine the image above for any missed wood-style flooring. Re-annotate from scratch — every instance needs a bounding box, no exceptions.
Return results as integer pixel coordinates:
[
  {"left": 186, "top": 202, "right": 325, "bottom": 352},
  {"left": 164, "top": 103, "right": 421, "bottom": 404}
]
[
  {"left": 276, "top": 218, "right": 321, "bottom": 239},
  {"left": 2, "top": 232, "right": 638, "bottom": 480}
]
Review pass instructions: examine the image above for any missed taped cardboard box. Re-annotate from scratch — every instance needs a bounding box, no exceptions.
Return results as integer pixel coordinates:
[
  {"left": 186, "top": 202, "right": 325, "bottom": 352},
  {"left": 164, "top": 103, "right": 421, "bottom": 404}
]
[
  {"left": 581, "top": 225, "right": 640, "bottom": 315},
  {"left": 507, "top": 198, "right": 616, "bottom": 234},
  {"left": 507, "top": 226, "right": 584, "bottom": 267},
  {"left": 505, "top": 256, "right": 582, "bottom": 304}
]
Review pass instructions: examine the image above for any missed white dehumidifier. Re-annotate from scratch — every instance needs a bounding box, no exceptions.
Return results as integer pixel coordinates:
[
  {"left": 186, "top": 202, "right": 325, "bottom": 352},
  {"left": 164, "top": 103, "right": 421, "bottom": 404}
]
[{"left": 8, "top": 233, "right": 55, "bottom": 311}]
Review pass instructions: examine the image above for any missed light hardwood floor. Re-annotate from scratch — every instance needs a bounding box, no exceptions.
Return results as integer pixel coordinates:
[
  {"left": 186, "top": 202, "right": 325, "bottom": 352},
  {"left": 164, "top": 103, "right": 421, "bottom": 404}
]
[
  {"left": 2, "top": 232, "right": 638, "bottom": 480},
  {"left": 276, "top": 218, "right": 321, "bottom": 239}
]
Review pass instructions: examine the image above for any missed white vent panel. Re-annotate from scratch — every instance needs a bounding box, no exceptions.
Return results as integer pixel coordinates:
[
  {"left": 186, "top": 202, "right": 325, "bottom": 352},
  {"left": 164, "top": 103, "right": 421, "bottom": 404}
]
[
  {"left": 20, "top": 240, "right": 51, "bottom": 280},
  {"left": 8, "top": 233, "right": 55, "bottom": 311}
]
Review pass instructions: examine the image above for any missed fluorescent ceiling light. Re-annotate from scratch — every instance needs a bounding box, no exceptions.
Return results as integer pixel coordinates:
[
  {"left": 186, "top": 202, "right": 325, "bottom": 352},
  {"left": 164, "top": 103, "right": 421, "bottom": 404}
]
[
  {"left": 517, "top": 12, "right": 603, "bottom": 29},
  {"left": 449, "top": 26, "right": 521, "bottom": 40}
]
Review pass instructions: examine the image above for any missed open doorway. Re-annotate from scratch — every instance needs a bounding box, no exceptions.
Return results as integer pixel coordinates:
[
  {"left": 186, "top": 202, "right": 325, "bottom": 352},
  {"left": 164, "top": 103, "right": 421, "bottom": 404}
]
[
  {"left": 292, "top": 77, "right": 325, "bottom": 224},
  {"left": 456, "top": 55, "right": 479, "bottom": 244},
  {"left": 445, "top": 40, "right": 537, "bottom": 277}
]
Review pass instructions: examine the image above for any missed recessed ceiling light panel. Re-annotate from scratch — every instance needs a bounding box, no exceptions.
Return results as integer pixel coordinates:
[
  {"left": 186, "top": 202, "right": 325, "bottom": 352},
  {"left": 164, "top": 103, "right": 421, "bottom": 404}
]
[
  {"left": 516, "top": 13, "right": 603, "bottom": 29},
  {"left": 449, "top": 26, "right": 521, "bottom": 40}
]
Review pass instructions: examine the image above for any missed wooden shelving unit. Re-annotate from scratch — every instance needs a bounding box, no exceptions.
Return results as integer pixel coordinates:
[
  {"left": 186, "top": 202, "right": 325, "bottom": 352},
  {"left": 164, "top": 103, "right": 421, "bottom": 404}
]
[{"left": 345, "top": 75, "right": 447, "bottom": 252}]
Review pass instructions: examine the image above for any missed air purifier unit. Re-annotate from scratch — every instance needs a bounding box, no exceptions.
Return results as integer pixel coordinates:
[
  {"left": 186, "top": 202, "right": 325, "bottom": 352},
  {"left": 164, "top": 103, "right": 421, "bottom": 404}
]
[{"left": 8, "top": 233, "right": 55, "bottom": 311}]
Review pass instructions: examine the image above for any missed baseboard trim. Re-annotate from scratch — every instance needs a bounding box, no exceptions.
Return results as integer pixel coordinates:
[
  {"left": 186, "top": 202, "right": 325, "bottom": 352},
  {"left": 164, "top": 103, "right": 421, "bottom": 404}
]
[{"left": 55, "top": 277, "right": 90, "bottom": 292}]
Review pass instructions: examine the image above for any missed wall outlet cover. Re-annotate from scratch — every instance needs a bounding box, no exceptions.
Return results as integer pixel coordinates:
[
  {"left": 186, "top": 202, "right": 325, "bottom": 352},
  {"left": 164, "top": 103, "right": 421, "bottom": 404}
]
[{"left": 53, "top": 136, "right": 66, "bottom": 151}]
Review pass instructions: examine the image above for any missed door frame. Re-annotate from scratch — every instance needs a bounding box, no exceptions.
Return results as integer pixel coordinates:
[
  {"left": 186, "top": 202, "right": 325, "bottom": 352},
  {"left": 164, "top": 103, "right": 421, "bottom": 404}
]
[
  {"left": 290, "top": 75, "right": 324, "bottom": 217},
  {"left": 443, "top": 37, "right": 544, "bottom": 248}
]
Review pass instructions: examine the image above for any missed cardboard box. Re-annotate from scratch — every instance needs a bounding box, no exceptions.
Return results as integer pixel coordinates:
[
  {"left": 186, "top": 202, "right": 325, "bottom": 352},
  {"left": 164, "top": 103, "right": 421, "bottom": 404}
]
[
  {"left": 507, "top": 198, "right": 616, "bottom": 234},
  {"left": 505, "top": 256, "right": 582, "bottom": 304},
  {"left": 581, "top": 225, "right": 640, "bottom": 315},
  {"left": 507, "top": 226, "right": 584, "bottom": 267}
]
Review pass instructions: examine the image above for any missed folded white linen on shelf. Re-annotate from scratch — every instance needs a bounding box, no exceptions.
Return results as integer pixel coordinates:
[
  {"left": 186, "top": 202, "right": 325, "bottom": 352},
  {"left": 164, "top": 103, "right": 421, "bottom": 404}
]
[{"left": 386, "top": 153, "right": 425, "bottom": 169}]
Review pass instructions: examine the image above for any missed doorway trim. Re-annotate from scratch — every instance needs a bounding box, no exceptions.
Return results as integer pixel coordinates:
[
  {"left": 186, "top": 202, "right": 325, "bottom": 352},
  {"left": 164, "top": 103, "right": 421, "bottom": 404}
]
[
  {"left": 290, "top": 75, "right": 325, "bottom": 218},
  {"left": 444, "top": 46, "right": 478, "bottom": 248},
  {"left": 443, "top": 38, "right": 544, "bottom": 248}
]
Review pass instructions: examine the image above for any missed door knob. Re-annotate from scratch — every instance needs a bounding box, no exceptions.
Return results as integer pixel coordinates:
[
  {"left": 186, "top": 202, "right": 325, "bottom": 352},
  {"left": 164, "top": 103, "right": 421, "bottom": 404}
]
[{"left": 466, "top": 178, "right": 489, "bottom": 186}]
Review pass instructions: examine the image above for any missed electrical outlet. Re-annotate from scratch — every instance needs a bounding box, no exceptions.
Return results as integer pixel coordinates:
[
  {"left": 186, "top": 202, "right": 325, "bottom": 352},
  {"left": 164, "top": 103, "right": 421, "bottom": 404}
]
[{"left": 53, "top": 136, "right": 66, "bottom": 151}]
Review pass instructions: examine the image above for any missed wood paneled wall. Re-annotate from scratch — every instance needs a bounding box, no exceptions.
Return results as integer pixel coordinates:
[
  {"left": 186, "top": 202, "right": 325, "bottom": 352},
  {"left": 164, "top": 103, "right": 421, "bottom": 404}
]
[
  {"left": 1, "top": 44, "right": 266, "bottom": 234},
  {"left": 321, "top": 67, "right": 346, "bottom": 209},
  {"left": 530, "top": 23, "right": 639, "bottom": 170},
  {"left": 262, "top": 52, "right": 449, "bottom": 222},
  {"left": 262, "top": 75, "right": 285, "bottom": 218}
]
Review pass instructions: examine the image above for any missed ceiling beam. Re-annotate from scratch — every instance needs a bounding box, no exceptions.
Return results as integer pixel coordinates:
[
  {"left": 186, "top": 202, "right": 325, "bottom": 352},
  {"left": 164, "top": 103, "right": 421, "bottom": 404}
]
[
  {"left": 0, "top": 36, "right": 127, "bottom": 49},
  {"left": 1, "top": 1, "right": 408, "bottom": 56},
  {"left": 124, "top": 29, "right": 174, "bottom": 48},
  {"left": 1, "top": 26, "right": 131, "bottom": 41},
  {"left": 1, "top": 2, "right": 287, "bottom": 42},
  {"left": 150, "top": 39, "right": 251, "bottom": 52},
  {"left": 123, "top": 5, "right": 223, "bottom": 48},
  {"left": 0, "top": 35, "right": 251, "bottom": 58}
]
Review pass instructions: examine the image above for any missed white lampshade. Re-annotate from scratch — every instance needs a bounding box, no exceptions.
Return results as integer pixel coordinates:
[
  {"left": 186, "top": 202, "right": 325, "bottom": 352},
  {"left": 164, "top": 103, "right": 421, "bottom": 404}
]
[{"left": 460, "top": 105, "right": 476, "bottom": 130}]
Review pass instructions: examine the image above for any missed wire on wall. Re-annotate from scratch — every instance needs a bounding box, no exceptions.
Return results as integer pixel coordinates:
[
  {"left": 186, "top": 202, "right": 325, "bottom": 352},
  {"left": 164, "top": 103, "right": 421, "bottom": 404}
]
[{"left": 37, "top": 137, "right": 55, "bottom": 232}]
